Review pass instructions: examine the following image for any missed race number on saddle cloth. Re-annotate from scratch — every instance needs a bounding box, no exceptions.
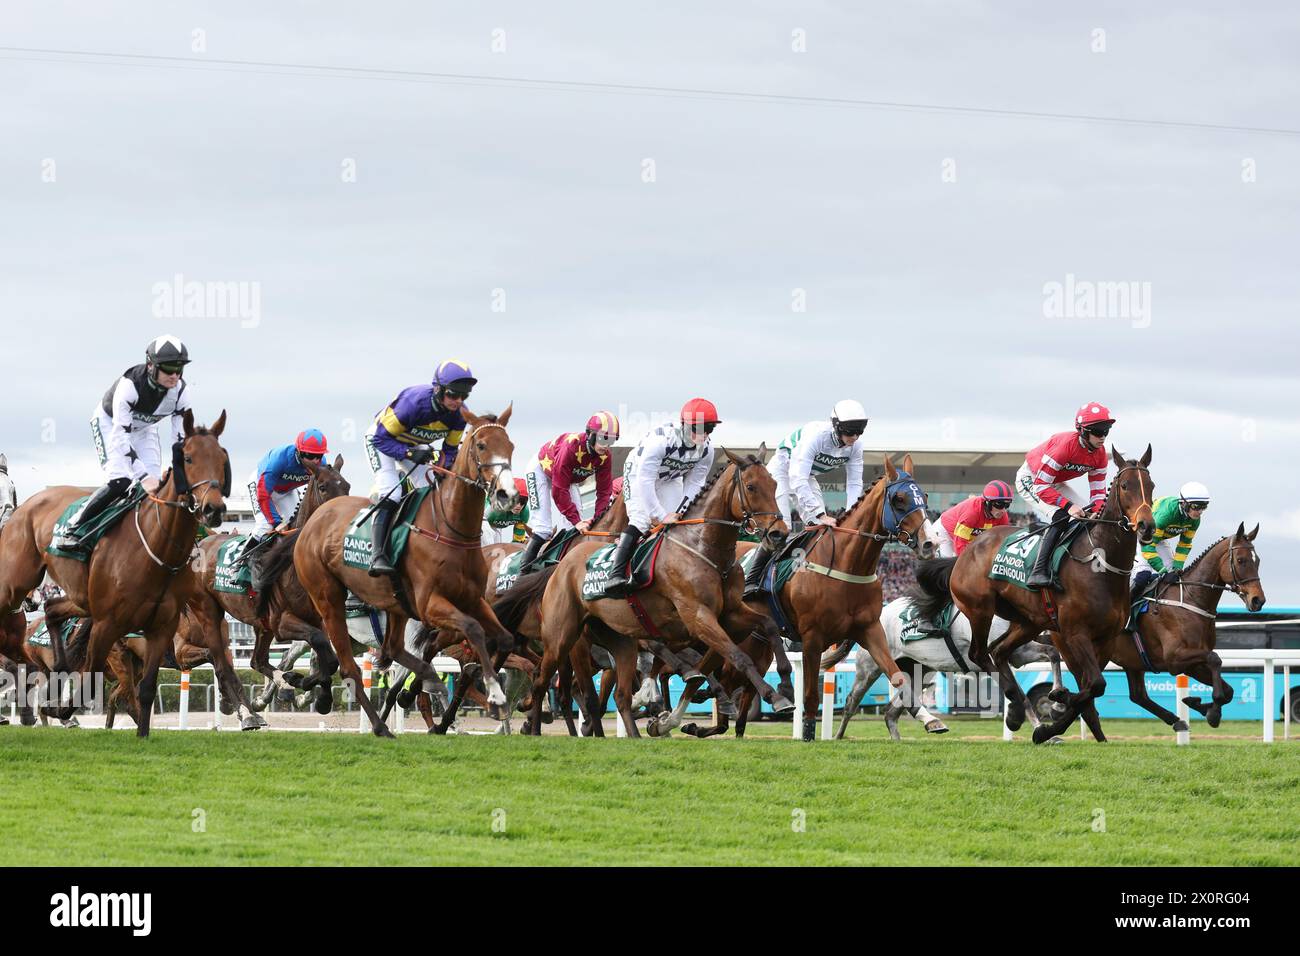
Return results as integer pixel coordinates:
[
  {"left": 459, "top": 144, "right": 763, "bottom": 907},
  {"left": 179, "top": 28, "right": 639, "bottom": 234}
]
[
  {"left": 341, "top": 486, "right": 434, "bottom": 570},
  {"left": 45, "top": 484, "right": 149, "bottom": 561},
  {"left": 212, "top": 536, "right": 255, "bottom": 593},
  {"left": 987, "top": 524, "right": 1082, "bottom": 590},
  {"left": 580, "top": 535, "right": 665, "bottom": 600}
]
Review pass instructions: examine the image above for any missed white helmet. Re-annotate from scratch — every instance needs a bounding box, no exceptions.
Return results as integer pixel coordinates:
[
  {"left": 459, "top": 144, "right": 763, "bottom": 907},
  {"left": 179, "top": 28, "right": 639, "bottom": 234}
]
[
  {"left": 1179, "top": 482, "right": 1210, "bottom": 507},
  {"left": 831, "top": 399, "right": 868, "bottom": 433}
]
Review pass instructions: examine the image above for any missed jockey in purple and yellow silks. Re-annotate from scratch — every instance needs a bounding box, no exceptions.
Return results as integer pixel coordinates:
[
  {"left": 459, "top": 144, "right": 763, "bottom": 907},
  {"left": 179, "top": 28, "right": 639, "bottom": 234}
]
[
  {"left": 244, "top": 429, "right": 329, "bottom": 592},
  {"left": 363, "top": 359, "right": 477, "bottom": 576}
]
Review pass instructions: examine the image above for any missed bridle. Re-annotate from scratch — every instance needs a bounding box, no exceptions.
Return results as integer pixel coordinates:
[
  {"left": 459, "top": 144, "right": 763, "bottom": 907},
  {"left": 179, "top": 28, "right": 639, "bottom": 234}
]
[
  {"left": 1069, "top": 463, "right": 1153, "bottom": 576},
  {"left": 414, "top": 422, "right": 514, "bottom": 548}
]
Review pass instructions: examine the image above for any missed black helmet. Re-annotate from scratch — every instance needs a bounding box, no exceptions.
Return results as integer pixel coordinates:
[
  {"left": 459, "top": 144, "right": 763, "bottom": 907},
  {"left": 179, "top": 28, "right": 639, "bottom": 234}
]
[{"left": 146, "top": 335, "right": 191, "bottom": 368}]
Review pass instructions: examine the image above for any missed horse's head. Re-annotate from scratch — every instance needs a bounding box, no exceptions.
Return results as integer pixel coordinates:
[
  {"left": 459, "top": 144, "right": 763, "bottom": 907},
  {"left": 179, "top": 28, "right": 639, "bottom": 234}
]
[
  {"left": 462, "top": 404, "right": 517, "bottom": 512},
  {"left": 1109, "top": 445, "right": 1156, "bottom": 543},
  {"left": 302, "top": 454, "right": 351, "bottom": 516},
  {"left": 880, "top": 453, "right": 931, "bottom": 554},
  {"left": 1224, "top": 522, "right": 1265, "bottom": 612},
  {"left": 723, "top": 444, "right": 788, "bottom": 549},
  {"left": 171, "top": 409, "right": 229, "bottom": 528}
]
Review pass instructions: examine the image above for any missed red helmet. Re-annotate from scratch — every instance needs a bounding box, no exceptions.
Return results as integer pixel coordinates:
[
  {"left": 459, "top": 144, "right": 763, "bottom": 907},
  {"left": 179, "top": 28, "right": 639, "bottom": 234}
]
[
  {"left": 514, "top": 477, "right": 528, "bottom": 498},
  {"left": 586, "top": 411, "right": 620, "bottom": 442},
  {"left": 681, "top": 398, "right": 721, "bottom": 428},
  {"left": 1074, "top": 403, "right": 1115, "bottom": 428},
  {"left": 982, "top": 480, "right": 1013, "bottom": 502},
  {"left": 295, "top": 429, "right": 329, "bottom": 455}
]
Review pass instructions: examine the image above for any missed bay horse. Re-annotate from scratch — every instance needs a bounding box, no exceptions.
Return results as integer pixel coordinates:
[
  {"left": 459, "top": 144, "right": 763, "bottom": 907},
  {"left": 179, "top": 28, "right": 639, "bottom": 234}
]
[
  {"left": 0, "top": 409, "right": 230, "bottom": 737},
  {"left": 188, "top": 455, "right": 350, "bottom": 719},
  {"left": 293, "top": 407, "right": 520, "bottom": 736},
  {"left": 524, "top": 448, "right": 793, "bottom": 737},
  {"left": 1097, "top": 523, "right": 1264, "bottom": 733},
  {"left": 738, "top": 454, "right": 934, "bottom": 741},
  {"left": 919, "top": 445, "right": 1156, "bottom": 744}
]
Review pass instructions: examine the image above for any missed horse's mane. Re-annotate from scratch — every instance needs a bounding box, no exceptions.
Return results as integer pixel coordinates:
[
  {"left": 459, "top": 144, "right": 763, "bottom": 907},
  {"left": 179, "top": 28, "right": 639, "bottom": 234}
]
[
  {"left": 682, "top": 454, "right": 763, "bottom": 518},
  {"left": 1181, "top": 535, "right": 1231, "bottom": 577},
  {"left": 833, "top": 475, "right": 885, "bottom": 521}
]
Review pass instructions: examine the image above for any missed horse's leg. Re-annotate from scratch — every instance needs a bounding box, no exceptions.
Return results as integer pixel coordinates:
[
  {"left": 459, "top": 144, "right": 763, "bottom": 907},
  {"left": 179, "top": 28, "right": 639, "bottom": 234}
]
[
  {"left": 682, "top": 608, "right": 794, "bottom": 716},
  {"left": 602, "top": 629, "right": 642, "bottom": 738},
  {"left": 1182, "top": 651, "right": 1232, "bottom": 728},
  {"left": 569, "top": 642, "right": 603, "bottom": 737},
  {"left": 133, "top": 634, "right": 170, "bottom": 739},
  {"left": 1032, "top": 632, "right": 1104, "bottom": 744},
  {"left": 431, "top": 663, "right": 476, "bottom": 735},
  {"left": 526, "top": 583, "right": 586, "bottom": 737},
  {"left": 556, "top": 656, "right": 579, "bottom": 737},
  {"left": 734, "top": 685, "right": 756, "bottom": 738},
  {"left": 988, "top": 618, "right": 1040, "bottom": 734},
  {"left": 312, "top": 583, "right": 392, "bottom": 738},
  {"left": 206, "top": 621, "right": 262, "bottom": 731},
  {"left": 416, "top": 691, "right": 435, "bottom": 730},
  {"left": 836, "top": 657, "right": 881, "bottom": 740}
]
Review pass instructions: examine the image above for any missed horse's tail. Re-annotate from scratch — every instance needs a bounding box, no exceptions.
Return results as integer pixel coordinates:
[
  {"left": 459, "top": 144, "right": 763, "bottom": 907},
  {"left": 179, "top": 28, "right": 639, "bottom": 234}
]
[
  {"left": 819, "top": 642, "right": 853, "bottom": 669},
  {"left": 491, "top": 564, "right": 560, "bottom": 633},
  {"left": 64, "top": 617, "right": 94, "bottom": 671},
  {"left": 910, "top": 557, "right": 958, "bottom": 620},
  {"left": 410, "top": 622, "right": 436, "bottom": 654}
]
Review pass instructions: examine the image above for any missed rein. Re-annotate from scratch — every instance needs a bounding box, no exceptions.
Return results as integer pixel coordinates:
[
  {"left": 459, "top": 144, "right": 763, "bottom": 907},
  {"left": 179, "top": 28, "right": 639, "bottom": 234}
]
[
  {"left": 407, "top": 423, "right": 514, "bottom": 550},
  {"left": 1066, "top": 463, "right": 1152, "bottom": 577}
]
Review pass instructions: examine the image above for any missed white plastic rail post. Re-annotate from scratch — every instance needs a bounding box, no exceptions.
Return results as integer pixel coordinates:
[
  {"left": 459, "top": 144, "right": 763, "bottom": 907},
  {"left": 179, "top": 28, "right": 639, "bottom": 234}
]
[
  {"left": 360, "top": 654, "right": 373, "bottom": 734},
  {"left": 1285, "top": 665, "right": 1291, "bottom": 742},
  {"left": 820, "top": 667, "right": 835, "bottom": 740},
  {"left": 211, "top": 669, "right": 222, "bottom": 730},
  {"left": 1263, "top": 654, "right": 1275, "bottom": 744},
  {"left": 178, "top": 670, "right": 190, "bottom": 730},
  {"left": 791, "top": 655, "right": 804, "bottom": 740},
  {"left": 1175, "top": 674, "right": 1189, "bottom": 746}
]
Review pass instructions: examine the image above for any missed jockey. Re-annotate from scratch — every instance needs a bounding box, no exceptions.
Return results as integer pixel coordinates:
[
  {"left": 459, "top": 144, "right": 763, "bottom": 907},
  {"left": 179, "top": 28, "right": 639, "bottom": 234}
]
[
  {"left": 1016, "top": 402, "right": 1113, "bottom": 588},
  {"left": 744, "top": 400, "right": 867, "bottom": 599},
  {"left": 364, "top": 359, "right": 476, "bottom": 576},
  {"left": 518, "top": 411, "right": 619, "bottom": 572},
  {"left": 930, "top": 480, "right": 1014, "bottom": 558},
  {"left": 53, "top": 335, "right": 193, "bottom": 551},
  {"left": 244, "top": 429, "right": 329, "bottom": 592},
  {"left": 600, "top": 399, "right": 719, "bottom": 598},
  {"left": 1135, "top": 482, "right": 1209, "bottom": 586},
  {"left": 0, "top": 454, "right": 15, "bottom": 530},
  {"left": 485, "top": 478, "right": 531, "bottom": 544}
]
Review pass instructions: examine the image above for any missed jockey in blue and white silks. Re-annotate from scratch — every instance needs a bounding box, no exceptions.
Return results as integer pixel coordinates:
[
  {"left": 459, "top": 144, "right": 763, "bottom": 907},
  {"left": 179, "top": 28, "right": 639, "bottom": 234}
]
[
  {"left": 243, "top": 430, "right": 329, "bottom": 593},
  {"left": 599, "top": 398, "right": 719, "bottom": 598},
  {"left": 363, "top": 359, "right": 476, "bottom": 576},
  {"left": 53, "top": 335, "right": 194, "bottom": 551}
]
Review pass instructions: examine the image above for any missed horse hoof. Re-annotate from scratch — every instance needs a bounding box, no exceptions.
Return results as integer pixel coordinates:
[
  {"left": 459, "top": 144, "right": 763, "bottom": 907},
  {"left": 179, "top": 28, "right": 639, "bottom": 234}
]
[
  {"left": 680, "top": 723, "right": 699, "bottom": 736},
  {"left": 646, "top": 717, "right": 669, "bottom": 738},
  {"left": 1172, "top": 719, "right": 1189, "bottom": 733},
  {"left": 801, "top": 718, "right": 816, "bottom": 742},
  {"left": 373, "top": 724, "right": 396, "bottom": 739},
  {"left": 1048, "top": 687, "right": 1070, "bottom": 703},
  {"left": 772, "top": 696, "right": 796, "bottom": 715},
  {"left": 716, "top": 695, "right": 738, "bottom": 719},
  {"left": 777, "top": 680, "right": 795, "bottom": 702},
  {"left": 1031, "top": 724, "right": 1056, "bottom": 745},
  {"left": 313, "top": 687, "right": 333, "bottom": 715},
  {"left": 239, "top": 716, "right": 262, "bottom": 731},
  {"left": 1005, "top": 700, "right": 1026, "bottom": 732},
  {"left": 924, "top": 720, "right": 949, "bottom": 735},
  {"left": 20, "top": 714, "right": 37, "bottom": 727},
  {"left": 1206, "top": 709, "right": 1222, "bottom": 729}
]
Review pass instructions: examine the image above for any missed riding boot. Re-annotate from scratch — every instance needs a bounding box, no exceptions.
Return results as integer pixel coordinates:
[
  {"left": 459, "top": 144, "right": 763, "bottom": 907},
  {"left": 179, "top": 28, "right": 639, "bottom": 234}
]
[
  {"left": 742, "top": 543, "right": 775, "bottom": 601},
  {"left": 52, "top": 478, "right": 129, "bottom": 550},
  {"left": 368, "top": 499, "right": 399, "bottom": 577},
  {"left": 247, "top": 539, "right": 268, "bottom": 594},
  {"left": 517, "top": 532, "right": 548, "bottom": 573},
  {"left": 1026, "top": 506, "right": 1071, "bottom": 590},
  {"left": 597, "top": 527, "right": 643, "bottom": 598}
]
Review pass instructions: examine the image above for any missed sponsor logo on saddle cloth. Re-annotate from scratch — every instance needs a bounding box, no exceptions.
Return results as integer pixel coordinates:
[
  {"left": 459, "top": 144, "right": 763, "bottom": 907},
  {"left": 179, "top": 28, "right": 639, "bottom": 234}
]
[
  {"left": 988, "top": 527, "right": 1067, "bottom": 589},
  {"left": 581, "top": 544, "right": 620, "bottom": 600},
  {"left": 213, "top": 536, "right": 253, "bottom": 593},
  {"left": 898, "top": 602, "right": 957, "bottom": 642},
  {"left": 495, "top": 551, "right": 526, "bottom": 595},
  {"left": 342, "top": 511, "right": 376, "bottom": 568}
]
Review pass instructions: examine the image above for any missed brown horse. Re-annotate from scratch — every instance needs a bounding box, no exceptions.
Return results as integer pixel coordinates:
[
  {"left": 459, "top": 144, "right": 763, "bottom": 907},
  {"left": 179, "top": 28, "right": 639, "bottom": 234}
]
[
  {"left": 740, "top": 454, "right": 933, "bottom": 741},
  {"left": 1098, "top": 523, "right": 1264, "bottom": 733},
  {"left": 0, "top": 410, "right": 230, "bottom": 737},
  {"left": 921, "top": 445, "right": 1156, "bottom": 744},
  {"left": 294, "top": 408, "right": 520, "bottom": 736},
  {"left": 188, "top": 455, "right": 350, "bottom": 719},
  {"left": 525, "top": 448, "right": 792, "bottom": 737}
]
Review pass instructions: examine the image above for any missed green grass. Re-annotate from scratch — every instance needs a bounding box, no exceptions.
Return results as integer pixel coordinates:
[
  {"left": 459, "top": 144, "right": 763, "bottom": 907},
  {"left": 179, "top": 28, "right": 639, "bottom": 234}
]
[{"left": 1, "top": 719, "right": 1295, "bottom": 866}]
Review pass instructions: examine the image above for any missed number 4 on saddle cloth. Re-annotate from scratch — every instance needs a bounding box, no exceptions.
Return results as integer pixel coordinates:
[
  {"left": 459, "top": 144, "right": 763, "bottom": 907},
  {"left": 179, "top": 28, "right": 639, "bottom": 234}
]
[
  {"left": 45, "top": 485, "right": 149, "bottom": 561},
  {"left": 341, "top": 487, "right": 434, "bottom": 571},
  {"left": 987, "top": 522, "right": 1086, "bottom": 591}
]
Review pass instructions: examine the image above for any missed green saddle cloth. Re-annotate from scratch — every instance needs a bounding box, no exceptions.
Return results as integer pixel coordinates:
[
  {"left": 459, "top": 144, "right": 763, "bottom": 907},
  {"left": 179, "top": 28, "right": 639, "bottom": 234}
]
[
  {"left": 46, "top": 484, "right": 148, "bottom": 561},
  {"left": 493, "top": 528, "right": 579, "bottom": 595},
  {"left": 988, "top": 526, "right": 1074, "bottom": 590},
  {"left": 213, "top": 535, "right": 254, "bottom": 593},
  {"left": 739, "top": 547, "right": 800, "bottom": 595},
  {"left": 581, "top": 535, "right": 662, "bottom": 600},
  {"left": 342, "top": 487, "right": 433, "bottom": 570},
  {"left": 898, "top": 601, "right": 959, "bottom": 642},
  {"left": 29, "top": 616, "right": 80, "bottom": 648}
]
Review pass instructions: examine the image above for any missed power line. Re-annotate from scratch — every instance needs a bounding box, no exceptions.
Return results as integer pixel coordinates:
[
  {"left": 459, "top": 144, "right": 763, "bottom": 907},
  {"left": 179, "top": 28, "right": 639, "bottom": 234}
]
[{"left": 3, "top": 45, "right": 1298, "bottom": 136}]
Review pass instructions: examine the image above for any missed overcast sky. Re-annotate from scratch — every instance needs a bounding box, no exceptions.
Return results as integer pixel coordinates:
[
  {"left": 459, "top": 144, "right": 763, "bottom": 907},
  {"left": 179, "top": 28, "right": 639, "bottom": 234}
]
[{"left": 1, "top": 2, "right": 1297, "bottom": 603}]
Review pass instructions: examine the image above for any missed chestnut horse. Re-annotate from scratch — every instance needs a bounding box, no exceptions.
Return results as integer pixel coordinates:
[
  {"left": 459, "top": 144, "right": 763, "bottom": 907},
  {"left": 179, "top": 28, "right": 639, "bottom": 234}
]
[
  {"left": 294, "top": 408, "right": 520, "bottom": 736},
  {"left": 189, "top": 455, "right": 350, "bottom": 718},
  {"left": 739, "top": 454, "right": 933, "bottom": 741},
  {"left": 919, "top": 445, "right": 1156, "bottom": 744},
  {"left": 0, "top": 410, "right": 230, "bottom": 737},
  {"left": 525, "top": 448, "right": 793, "bottom": 737},
  {"left": 1097, "top": 523, "right": 1264, "bottom": 733}
]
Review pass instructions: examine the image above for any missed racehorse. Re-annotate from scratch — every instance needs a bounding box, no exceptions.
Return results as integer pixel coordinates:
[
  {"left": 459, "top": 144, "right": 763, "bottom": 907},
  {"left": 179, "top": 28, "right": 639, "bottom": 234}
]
[
  {"left": 1097, "top": 523, "right": 1264, "bottom": 733},
  {"left": 739, "top": 454, "right": 934, "bottom": 741},
  {"left": 918, "top": 445, "right": 1155, "bottom": 744},
  {"left": 828, "top": 593, "right": 1062, "bottom": 740},
  {"left": 293, "top": 408, "right": 520, "bottom": 736},
  {"left": 524, "top": 449, "right": 793, "bottom": 737},
  {"left": 188, "top": 455, "right": 350, "bottom": 719},
  {"left": 0, "top": 410, "right": 230, "bottom": 737}
]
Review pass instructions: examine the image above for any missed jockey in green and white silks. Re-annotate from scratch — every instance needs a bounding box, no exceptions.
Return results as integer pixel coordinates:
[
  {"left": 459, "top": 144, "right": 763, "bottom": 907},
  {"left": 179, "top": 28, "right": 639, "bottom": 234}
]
[
  {"left": 1133, "top": 482, "right": 1209, "bottom": 583},
  {"left": 745, "top": 400, "right": 868, "bottom": 599},
  {"left": 768, "top": 400, "right": 868, "bottom": 527}
]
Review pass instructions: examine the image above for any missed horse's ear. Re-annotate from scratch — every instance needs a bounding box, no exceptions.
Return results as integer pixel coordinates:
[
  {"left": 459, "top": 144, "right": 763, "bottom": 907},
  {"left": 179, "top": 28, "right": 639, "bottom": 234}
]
[
  {"left": 497, "top": 402, "right": 513, "bottom": 427},
  {"left": 1111, "top": 445, "right": 1124, "bottom": 468},
  {"left": 1248, "top": 523, "right": 1260, "bottom": 541},
  {"left": 722, "top": 447, "right": 742, "bottom": 466},
  {"left": 755, "top": 441, "right": 768, "bottom": 464},
  {"left": 183, "top": 408, "right": 195, "bottom": 437},
  {"left": 1235, "top": 521, "right": 1246, "bottom": 539},
  {"left": 462, "top": 408, "right": 481, "bottom": 429},
  {"left": 211, "top": 409, "right": 227, "bottom": 437},
  {"left": 902, "top": 453, "right": 914, "bottom": 474},
  {"left": 1139, "top": 443, "right": 1152, "bottom": 467},
  {"left": 333, "top": 454, "right": 344, "bottom": 472},
  {"left": 883, "top": 455, "right": 897, "bottom": 480}
]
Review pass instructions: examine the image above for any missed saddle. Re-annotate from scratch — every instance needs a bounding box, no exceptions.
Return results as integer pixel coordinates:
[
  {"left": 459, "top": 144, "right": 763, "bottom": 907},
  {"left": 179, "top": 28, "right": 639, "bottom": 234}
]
[
  {"left": 45, "top": 485, "right": 148, "bottom": 561},
  {"left": 581, "top": 534, "right": 664, "bottom": 600},
  {"left": 493, "top": 527, "right": 581, "bottom": 595},
  {"left": 988, "top": 520, "right": 1086, "bottom": 592},
  {"left": 341, "top": 486, "right": 433, "bottom": 571}
]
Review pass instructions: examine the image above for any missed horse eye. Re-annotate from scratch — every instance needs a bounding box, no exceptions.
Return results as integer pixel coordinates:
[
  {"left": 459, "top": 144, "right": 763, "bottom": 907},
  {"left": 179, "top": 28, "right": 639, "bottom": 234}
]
[
  {"left": 184, "top": 456, "right": 193, "bottom": 464},
  {"left": 477, "top": 442, "right": 486, "bottom": 451}
]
